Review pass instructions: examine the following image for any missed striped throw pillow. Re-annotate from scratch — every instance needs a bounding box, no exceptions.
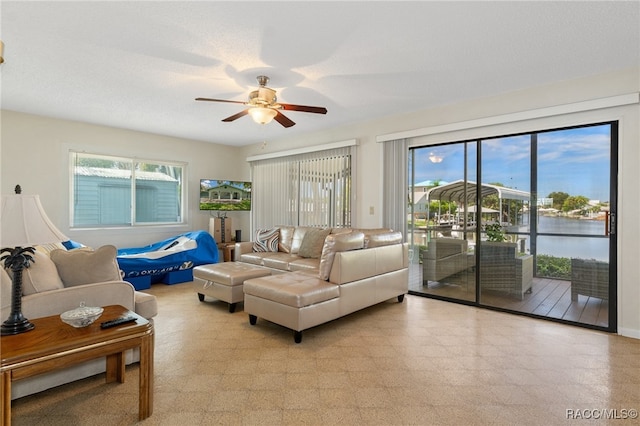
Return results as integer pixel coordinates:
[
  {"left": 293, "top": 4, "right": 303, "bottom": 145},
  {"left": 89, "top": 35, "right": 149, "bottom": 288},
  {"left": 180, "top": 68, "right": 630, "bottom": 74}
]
[{"left": 253, "top": 228, "right": 279, "bottom": 252}]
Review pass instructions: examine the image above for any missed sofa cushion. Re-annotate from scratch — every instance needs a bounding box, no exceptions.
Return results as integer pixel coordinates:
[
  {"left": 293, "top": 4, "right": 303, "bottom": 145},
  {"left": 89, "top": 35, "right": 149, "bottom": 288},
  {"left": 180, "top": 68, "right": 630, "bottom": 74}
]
[
  {"left": 243, "top": 272, "right": 339, "bottom": 308},
  {"left": 20, "top": 250, "right": 65, "bottom": 295},
  {"left": 329, "top": 243, "right": 405, "bottom": 285},
  {"left": 277, "top": 226, "right": 295, "bottom": 253},
  {"left": 330, "top": 228, "right": 352, "bottom": 235},
  {"left": 50, "top": 245, "right": 121, "bottom": 287},
  {"left": 298, "top": 228, "right": 331, "bottom": 258},
  {"left": 34, "top": 242, "right": 68, "bottom": 256},
  {"left": 240, "top": 251, "right": 279, "bottom": 266},
  {"left": 289, "top": 257, "right": 321, "bottom": 272},
  {"left": 353, "top": 228, "right": 392, "bottom": 236},
  {"left": 318, "top": 232, "right": 365, "bottom": 280},
  {"left": 253, "top": 228, "right": 279, "bottom": 252},
  {"left": 262, "top": 253, "right": 301, "bottom": 271},
  {"left": 365, "top": 231, "right": 403, "bottom": 248},
  {"left": 290, "top": 227, "right": 315, "bottom": 254}
]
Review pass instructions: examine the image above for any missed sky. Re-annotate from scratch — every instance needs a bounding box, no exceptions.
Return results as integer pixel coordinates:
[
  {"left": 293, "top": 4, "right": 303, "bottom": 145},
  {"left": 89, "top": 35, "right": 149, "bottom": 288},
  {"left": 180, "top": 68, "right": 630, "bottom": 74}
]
[{"left": 411, "top": 123, "right": 611, "bottom": 202}]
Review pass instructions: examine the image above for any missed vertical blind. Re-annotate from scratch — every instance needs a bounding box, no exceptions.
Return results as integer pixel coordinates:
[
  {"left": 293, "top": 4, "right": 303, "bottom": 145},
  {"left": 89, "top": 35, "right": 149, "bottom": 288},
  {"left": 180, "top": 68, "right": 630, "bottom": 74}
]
[
  {"left": 250, "top": 147, "right": 352, "bottom": 230},
  {"left": 382, "top": 139, "right": 408, "bottom": 236}
]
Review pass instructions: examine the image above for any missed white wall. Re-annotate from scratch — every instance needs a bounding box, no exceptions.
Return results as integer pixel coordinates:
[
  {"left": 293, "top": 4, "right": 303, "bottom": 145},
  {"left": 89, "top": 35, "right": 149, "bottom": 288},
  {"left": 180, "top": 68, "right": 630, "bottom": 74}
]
[
  {"left": 2, "top": 68, "right": 638, "bottom": 337},
  {"left": 0, "top": 111, "right": 250, "bottom": 248},
  {"left": 240, "top": 67, "right": 640, "bottom": 338}
]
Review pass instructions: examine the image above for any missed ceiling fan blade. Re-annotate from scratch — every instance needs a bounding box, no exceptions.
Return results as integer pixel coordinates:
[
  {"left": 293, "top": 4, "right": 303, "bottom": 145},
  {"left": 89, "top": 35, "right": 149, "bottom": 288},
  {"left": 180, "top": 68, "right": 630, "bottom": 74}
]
[
  {"left": 279, "top": 103, "right": 327, "bottom": 114},
  {"left": 274, "top": 111, "right": 296, "bottom": 128},
  {"left": 222, "top": 109, "right": 249, "bottom": 122},
  {"left": 196, "top": 97, "right": 246, "bottom": 105}
]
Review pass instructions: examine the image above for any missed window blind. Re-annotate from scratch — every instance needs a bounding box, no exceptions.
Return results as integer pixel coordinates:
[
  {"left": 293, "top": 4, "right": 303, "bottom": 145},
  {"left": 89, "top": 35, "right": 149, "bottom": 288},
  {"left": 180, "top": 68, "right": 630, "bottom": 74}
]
[
  {"left": 382, "top": 139, "right": 408, "bottom": 236},
  {"left": 250, "top": 147, "right": 353, "bottom": 231}
]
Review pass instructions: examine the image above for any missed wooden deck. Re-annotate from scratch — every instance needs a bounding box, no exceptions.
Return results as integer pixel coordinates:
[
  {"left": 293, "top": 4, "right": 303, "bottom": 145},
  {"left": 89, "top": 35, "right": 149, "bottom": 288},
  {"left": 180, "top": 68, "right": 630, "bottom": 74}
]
[{"left": 408, "top": 263, "right": 609, "bottom": 328}]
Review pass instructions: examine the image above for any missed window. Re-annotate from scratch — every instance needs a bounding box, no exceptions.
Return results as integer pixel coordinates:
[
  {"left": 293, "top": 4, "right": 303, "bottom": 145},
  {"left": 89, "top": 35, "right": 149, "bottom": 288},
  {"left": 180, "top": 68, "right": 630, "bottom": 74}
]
[
  {"left": 250, "top": 146, "right": 353, "bottom": 229},
  {"left": 70, "top": 152, "right": 185, "bottom": 227}
]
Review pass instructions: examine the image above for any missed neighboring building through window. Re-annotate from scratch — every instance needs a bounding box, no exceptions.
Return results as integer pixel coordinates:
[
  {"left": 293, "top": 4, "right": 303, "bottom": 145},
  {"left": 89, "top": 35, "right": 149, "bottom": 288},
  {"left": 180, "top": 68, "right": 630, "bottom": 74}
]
[{"left": 70, "top": 152, "right": 185, "bottom": 227}]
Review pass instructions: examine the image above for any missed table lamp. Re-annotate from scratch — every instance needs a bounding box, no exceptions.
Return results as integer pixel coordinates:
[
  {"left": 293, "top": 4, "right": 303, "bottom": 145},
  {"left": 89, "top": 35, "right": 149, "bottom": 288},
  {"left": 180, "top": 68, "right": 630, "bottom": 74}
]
[{"left": 1, "top": 185, "right": 68, "bottom": 335}]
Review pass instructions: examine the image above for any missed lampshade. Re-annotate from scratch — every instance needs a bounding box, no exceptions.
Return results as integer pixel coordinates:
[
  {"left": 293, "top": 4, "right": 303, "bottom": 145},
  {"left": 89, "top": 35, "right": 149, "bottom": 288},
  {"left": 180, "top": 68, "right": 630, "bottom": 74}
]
[
  {"left": 248, "top": 107, "right": 277, "bottom": 125},
  {"left": 1, "top": 194, "right": 68, "bottom": 247}
]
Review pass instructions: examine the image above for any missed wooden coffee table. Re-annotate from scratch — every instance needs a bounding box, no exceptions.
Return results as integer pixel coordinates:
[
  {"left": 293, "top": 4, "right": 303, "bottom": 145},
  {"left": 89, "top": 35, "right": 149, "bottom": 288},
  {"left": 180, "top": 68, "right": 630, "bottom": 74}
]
[{"left": 0, "top": 305, "right": 154, "bottom": 424}]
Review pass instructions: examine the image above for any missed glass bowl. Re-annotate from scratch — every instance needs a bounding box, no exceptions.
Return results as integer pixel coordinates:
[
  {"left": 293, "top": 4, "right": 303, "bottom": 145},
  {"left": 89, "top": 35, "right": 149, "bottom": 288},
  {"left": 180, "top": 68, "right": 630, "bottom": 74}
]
[{"left": 60, "top": 303, "right": 104, "bottom": 328}]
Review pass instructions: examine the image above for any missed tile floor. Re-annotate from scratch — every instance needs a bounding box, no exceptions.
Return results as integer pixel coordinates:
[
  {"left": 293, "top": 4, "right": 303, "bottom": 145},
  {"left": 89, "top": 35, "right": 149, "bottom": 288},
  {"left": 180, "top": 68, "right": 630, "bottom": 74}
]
[{"left": 10, "top": 281, "right": 640, "bottom": 425}]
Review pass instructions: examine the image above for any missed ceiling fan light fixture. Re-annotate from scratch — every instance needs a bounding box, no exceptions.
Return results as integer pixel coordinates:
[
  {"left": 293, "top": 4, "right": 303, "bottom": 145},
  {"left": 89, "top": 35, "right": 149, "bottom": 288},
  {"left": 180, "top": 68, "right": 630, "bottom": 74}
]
[
  {"left": 249, "top": 107, "right": 277, "bottom": 125},
  {"left": 196, "top": 75, "right": 325, "bottom": 128}
]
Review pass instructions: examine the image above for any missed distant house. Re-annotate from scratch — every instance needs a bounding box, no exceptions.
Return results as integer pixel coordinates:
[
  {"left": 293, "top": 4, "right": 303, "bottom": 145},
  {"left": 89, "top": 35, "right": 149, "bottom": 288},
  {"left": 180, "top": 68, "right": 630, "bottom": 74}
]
[
  {"left": 411, "top": 181, "right": 448, "bottom": 219},
  {"left": 200, "top": 182, "right": 250, "bottom": 204},
  {"left": 411, "top": 191, "right": 429, "bottom": 219},
  {"left": 200, "top": 181, "right": 251, "bottom": 203},
  {"left": 73, "top": 167, "right": 180, "bottom": 225}
]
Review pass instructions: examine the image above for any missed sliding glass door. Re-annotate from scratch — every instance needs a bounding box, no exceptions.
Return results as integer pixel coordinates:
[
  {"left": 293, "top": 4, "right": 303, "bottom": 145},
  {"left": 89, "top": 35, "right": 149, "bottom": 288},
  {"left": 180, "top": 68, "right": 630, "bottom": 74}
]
[
  {"left": 408, "top": 122, "right": 617, "bottom": 332},
  {"left": 530, "top": 124, "right": 615, "bottom": 328},
  {"left": 410, "top": 142, "right": 477, "bottom": 302},
  {"left": 478, "top": 135, "right": 532, "bottom": 306}
]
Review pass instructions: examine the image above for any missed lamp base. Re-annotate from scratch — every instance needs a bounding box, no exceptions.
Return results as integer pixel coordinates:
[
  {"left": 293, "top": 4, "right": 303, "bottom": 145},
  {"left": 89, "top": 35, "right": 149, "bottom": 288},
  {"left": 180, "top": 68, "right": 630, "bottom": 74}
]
[{"left": 1, "top": 317, "right": 35, "bottom": 335}]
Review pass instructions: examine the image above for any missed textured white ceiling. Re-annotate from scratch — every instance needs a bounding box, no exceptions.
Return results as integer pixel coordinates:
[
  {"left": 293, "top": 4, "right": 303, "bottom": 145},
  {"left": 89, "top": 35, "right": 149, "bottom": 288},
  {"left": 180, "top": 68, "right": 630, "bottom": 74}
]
[{"left": 1, "top": 1, "right": 638, "bottom": 146}]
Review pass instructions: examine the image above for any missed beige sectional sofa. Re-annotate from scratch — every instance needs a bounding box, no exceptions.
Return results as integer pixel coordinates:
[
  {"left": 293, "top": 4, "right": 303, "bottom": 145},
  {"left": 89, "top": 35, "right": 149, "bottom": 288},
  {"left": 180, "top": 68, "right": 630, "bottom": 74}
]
[
  {"left": 1, "top": 244, "right": 157, "bottom": 399},
  {"left": 233, "top": 226, "right": 408, "bottom": 342}
]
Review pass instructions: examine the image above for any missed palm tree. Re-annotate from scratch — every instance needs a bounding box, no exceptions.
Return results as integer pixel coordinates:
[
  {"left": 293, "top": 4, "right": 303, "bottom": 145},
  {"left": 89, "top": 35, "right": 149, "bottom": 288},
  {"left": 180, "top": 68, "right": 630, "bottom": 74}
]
[{"left": 1, "top": 246, "right": 36, "bottom": 334}]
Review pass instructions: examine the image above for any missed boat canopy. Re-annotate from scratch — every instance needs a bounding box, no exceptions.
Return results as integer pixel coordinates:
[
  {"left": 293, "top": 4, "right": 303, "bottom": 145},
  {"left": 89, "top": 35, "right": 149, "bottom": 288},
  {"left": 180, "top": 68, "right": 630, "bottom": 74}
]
[{"left": 425, "top": 179, "right": 530, "bottom": 203}]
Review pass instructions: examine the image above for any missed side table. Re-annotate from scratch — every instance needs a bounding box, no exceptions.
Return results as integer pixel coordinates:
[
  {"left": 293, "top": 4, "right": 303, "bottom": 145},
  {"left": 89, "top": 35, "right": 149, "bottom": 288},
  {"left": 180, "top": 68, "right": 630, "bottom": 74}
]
[
  {"left": 218, "top": 242, "right": 236, "bottom": 262},
  {"left": 1, "top": 305, "right": 154, "bottom": 424}
]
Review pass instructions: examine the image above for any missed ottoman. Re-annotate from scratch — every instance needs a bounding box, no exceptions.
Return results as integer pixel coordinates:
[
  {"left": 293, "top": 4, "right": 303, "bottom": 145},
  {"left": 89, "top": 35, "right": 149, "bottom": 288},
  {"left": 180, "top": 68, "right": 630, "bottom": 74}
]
[{"left": 193, "top": 263, "right": 271, "bottom": 312}]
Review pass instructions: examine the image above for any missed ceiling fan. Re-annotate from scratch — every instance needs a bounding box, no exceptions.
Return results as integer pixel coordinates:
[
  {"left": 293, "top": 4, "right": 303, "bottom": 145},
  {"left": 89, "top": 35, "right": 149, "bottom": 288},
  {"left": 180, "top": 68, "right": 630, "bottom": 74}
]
[{"left": 196, "top": 75, "right": 327, "bottom": 128}]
